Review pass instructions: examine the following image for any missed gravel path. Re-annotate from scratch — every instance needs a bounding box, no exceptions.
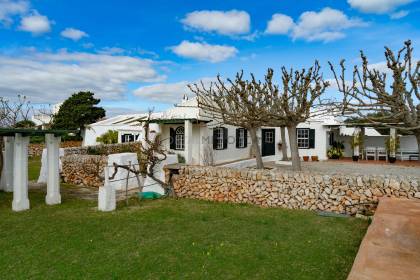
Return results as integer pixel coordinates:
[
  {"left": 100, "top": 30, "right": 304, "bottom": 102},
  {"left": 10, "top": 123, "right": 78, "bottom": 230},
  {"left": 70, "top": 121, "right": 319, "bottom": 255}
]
[{"left": 268, "top": 161, "right": 420, "bottom": 178}]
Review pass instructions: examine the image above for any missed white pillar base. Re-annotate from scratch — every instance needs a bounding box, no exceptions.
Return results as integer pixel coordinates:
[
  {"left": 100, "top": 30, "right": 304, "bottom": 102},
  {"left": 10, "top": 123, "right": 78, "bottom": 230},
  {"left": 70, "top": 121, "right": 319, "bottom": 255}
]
[
  {"left": 98, "top": 167, "right": 116, "bottom": 211},
  {"left": 45, "top": 134, "right": 61, "bottom": 205},
  {"left": 1, "top": 136, "right": 14, "bottom": 192},
  {"left": 12, "top": 133, "right": 30, "bottom": 212}
]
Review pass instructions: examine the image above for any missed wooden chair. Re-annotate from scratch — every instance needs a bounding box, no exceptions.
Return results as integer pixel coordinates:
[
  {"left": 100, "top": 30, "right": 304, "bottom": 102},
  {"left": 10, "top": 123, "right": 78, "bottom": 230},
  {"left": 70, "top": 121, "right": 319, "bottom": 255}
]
[
  {"left": 365, "top": 147, "right": 376, "bottom": 160},
  {"left": 377, "top": 147, "right": 387, "bottom": 161}
]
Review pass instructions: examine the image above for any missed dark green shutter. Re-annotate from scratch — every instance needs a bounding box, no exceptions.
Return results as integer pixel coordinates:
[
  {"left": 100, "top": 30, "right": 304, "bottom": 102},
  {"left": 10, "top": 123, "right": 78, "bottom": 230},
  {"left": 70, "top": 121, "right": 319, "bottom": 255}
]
[
  {"left": 170, "top": 128, "right": 176, "bottom": 149},
  {"left": 213, "top": 128, "right": 217, "bottom": 149},
  {"left": 309, "top": 129, "right": 315, "bottom": 148},
  {"left": 244, "top": 129, "right": 248, "bottom": 147},
  {"left": 236, "top": 128, "right": 240, "bottom": 148},
  {"left": 223, "top": 127, "right": 228, "bottom": 149}
]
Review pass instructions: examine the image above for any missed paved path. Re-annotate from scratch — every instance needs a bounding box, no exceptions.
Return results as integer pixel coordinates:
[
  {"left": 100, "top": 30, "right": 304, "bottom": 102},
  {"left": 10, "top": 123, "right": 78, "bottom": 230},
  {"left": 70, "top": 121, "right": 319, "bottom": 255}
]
[
  {"left": 348, "top": 198, "right": 420, "bottom": 280},
  {"left": 267, "top": 161, "right": 420, "bottom": 178}
]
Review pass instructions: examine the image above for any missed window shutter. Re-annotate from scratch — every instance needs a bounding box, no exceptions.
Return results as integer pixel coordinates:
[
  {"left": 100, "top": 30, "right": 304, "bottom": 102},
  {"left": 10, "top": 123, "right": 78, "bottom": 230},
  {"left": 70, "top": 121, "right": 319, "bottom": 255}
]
[
  {"left": 223, "top": 127, "right": 228, "bottom": 149},
  {"left": 170, "top": 128, "right": 176, "bottom": 149},
  {"left": 309, "top": 129, "right": 315, "bottom": 148},
  {"left": 213, "top": 128, "right": 217, "bottom": 150},
  {"left": 244, "top": 129, "right": 248, "bottom": 148},
  {"left": 121, "top": 134, "right": 126, "bottom": 143},
  {"left": 236, "top": 128, "right": 240, "bottom": 148}
]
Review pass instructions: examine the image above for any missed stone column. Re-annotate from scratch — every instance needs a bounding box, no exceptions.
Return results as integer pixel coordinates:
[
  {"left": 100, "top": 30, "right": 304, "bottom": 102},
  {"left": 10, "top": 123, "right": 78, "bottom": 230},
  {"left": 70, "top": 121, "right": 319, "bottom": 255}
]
[
  {"left": 184, "top": 120, "right": 193, "bottom": 164},
  {"left": 45, "top": 134, "right": 61, "bottom": 205},
  {"left": 98, "top": 166, "right": 116, "bottom": 211},
  {"left": 1, "top": 136, "right": 14, "bottom": 192},
  {"left": 12, "top": 133, "right": 30, "bottom": 211}
]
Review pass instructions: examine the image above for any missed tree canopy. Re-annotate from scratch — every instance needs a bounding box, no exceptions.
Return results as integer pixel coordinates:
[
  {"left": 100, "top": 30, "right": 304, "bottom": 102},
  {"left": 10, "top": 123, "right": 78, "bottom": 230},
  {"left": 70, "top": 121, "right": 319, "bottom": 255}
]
[{"left": 52, "top": 91, "right": 105, "bottom": 131}]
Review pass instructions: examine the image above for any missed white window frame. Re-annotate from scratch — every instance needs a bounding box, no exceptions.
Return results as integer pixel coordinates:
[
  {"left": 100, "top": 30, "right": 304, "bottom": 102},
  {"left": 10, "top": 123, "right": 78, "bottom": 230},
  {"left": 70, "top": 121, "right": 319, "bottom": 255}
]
[
  {"left": 123, "top": 134, "right": 134, "bottom": 143},
  {"left": 297, "top": 128, "right": 309, "bottom": 149},
  {"left": 215, "top": 127, "right": 224, "bottom": 150},
  {"left": 175, "top": 126, "right": 185, "bottom": 150},
  {"left": 238, "top": 128, "right": 245, "bottom": 148}
]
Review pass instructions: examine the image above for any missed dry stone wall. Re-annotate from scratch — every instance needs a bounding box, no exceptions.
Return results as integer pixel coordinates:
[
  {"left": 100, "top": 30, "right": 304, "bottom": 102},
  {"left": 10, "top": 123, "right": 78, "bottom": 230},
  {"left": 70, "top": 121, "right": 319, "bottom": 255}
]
[
  {"left": 64, "top": 142, "right": 141, "bottom": 156},
  {"left": 172, "top": 166, "right": 420, "bottom": 215},
  {"left": 61, "top": 155, "right": 107, "bottom": 187},
  {"left": 29, "top": 141, "right": 82, "bottom": 157}
]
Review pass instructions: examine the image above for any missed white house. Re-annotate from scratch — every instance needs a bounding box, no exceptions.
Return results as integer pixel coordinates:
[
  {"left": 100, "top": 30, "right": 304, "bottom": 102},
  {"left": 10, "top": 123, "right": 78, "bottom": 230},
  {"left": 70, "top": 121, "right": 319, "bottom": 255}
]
[{"left": 84, "top": 97, "right": 418, "bottom": 165}]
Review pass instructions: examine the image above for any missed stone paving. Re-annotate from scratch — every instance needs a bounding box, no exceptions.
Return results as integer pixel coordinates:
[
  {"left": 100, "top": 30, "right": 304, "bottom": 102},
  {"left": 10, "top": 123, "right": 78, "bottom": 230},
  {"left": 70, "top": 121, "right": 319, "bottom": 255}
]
[
  {"left": 348, "top": 197, "right": 420, "bottom": 280},
  {"left": 266, "top": 161, "right": 420, "bottom": 178}
]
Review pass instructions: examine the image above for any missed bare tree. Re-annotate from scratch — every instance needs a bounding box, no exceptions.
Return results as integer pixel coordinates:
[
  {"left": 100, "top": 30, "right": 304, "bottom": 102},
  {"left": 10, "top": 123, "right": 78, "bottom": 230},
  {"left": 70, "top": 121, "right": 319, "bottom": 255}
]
[
  {"left": 189, "top": 70, "right": 275, "bottom": 169},
  {"left": 266, "top": 63, "right": 330, "bottom": 171},
  {"left": 0, "top": 95, "right": 33, "bottom": 183},
  {"left": 329, "top": 40, "right": 420, "bottom": 160}
]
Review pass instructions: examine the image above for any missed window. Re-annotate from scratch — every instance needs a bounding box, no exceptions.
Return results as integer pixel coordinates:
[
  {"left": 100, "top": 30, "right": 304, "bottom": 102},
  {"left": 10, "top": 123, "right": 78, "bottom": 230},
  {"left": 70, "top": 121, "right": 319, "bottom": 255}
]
[
  {"left": 239, "top": 129, "right": 245, "bottom": 148},
  {"left": 122, "top": 134, "right": 134, "bottom": 143},
  {"left": 297, "top": 128, "right": 309, "bottom": 149},
  {"left": 175, "top": 126, "right": 184, "bottom": 150},
  {"left": 265, "top": 131, "right": 274, "bottom": 143},
  {"left": 215, "top": 127, "right": 224, "bottom": 150}
]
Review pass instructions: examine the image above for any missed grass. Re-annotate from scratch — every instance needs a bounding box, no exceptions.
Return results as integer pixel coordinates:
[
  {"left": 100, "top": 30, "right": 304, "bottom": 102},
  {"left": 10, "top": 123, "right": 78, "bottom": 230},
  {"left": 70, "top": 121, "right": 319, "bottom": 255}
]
[
  {"left": 0, "top": 190, "right": 367, "bottom": 279},
  {"left": 28, "top": 156, "right": 41, "bottom": 181}
]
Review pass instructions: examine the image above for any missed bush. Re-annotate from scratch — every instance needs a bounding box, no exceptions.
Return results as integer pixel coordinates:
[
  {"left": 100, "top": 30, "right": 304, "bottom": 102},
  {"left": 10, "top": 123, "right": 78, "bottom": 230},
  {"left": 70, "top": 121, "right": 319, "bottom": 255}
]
[{"left": 96, "top": 130, "right": 118, "bottom": 144}]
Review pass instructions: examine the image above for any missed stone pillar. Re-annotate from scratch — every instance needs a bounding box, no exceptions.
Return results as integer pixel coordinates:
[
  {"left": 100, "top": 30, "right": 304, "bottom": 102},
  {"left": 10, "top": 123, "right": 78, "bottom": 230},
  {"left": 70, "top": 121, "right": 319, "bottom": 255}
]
[
  {"left": 12, "top": 133, "right": 30, "bottom": 211},
  {"left": 98, "top": 166, "right": 116, "bottom": 211},
  {"left": 45, "top": 134, "right": 61, "bottom": 205},
  {"left": 184, "top": 120, "right": 193, "bottom": 164},
  {"left": 1, "top": 136, "right": 14, "bottom": 192}
]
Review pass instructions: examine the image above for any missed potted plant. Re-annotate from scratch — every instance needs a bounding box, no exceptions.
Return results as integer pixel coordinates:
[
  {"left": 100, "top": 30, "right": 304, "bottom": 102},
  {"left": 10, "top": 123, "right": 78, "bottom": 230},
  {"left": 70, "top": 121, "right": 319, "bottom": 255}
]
[
  {"left": 385, "top": 135, "right": 400, "bottom": 163},
  {"left": 327, "top": 141, "right": 344, "bottom": 160},
  {"left": 350, "top": 131, "right": 363, "bottom": 162},
  {"left": 311, "top": 155, "right": 319, "bottom": 161},
  {"left": 303, "top": 156, "right": 310, "bottom": 161}
]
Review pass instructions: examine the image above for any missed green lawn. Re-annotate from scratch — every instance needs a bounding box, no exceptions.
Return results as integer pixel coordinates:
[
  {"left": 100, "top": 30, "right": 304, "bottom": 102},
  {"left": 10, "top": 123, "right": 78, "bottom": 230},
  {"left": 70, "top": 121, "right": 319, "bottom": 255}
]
[
  {"left": 28, "top": 156, "right": 41, "bottom": 181},
  {"left": 0, "top": 190, "right": 367, "bottom": 280}
]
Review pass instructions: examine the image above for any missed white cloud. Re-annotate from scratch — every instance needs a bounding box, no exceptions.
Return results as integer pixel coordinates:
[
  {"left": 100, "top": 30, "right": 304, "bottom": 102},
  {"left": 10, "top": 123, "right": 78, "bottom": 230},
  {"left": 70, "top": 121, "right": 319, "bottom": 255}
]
[
  {"left": 265, "top": 14, "right": 295, "bottom": 34},
  {"left": 133, "top": 78, "right": 215, "bottom": 103},
  {"left": 170, "top": 40, "right": 238, "bottom": 63},
  {"left": 0, "top": 0, "right": 29, "bottom": 25},
  {"left": 266, "top": 8, "right": 366, "bottom": 42},
  {"left": 0, "top": 49, "right": 164, "bottom": 103},
  {"left": 19, "top": 12, "right": 52, "bottom": 35},
  {"left": 61, "top": 27, "right": 88, "bottom": 41},
  {"left": 390, "top": 10, "right": 410, "bottom": 19},
  {"left": 348, "top": 0, "right": 414, "bottom": 14},
  {"left": 181, "top": 10, "right": 250, "bottom": 35}
]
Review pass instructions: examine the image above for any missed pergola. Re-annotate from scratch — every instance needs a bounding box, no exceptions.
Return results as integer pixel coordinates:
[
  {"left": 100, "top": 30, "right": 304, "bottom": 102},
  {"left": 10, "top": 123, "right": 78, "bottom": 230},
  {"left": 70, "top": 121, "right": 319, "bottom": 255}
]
[{"left": 0, "top": 129, "right": 76, "bottom": 211}]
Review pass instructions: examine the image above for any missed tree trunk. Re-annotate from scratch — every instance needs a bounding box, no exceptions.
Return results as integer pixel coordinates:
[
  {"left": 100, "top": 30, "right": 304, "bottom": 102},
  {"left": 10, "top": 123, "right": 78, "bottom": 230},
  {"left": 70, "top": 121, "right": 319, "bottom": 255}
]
[
  {"left": 249, "top": 127, "right": 264, "bottom": 169},
  {"left": 287, "top": 125, "right": 301, "bottom": 171},
  {"left": 280, "top": 126, "right": 288, "bottom": 161}
]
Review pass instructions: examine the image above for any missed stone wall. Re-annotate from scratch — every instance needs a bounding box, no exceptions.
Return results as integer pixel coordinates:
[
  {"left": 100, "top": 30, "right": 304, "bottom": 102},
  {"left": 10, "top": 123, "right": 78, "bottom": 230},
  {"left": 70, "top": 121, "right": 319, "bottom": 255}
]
[
  {"left": 29, "top": 141, "right": 82, "bottom": 157},
  {"left": 64, "top": 142, "right": 141, "bottom": 156},
  {"left": 172, "top": 166, "right": 420, "bottom": 215},
  {"left": 61, "top": 155, "right": 107, "bottom": 187}
]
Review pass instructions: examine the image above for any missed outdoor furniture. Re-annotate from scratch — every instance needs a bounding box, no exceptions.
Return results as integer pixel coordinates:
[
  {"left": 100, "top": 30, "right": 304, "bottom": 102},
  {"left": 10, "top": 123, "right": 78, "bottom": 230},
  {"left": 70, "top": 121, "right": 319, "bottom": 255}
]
[
  {"left": 397, "top": 150, "right": 419, "bottom": 161},
  {"left": 365, "top": 147, "right": 377, "bottom": 160},
  {"left": 377, "top": 147, "right": 388, "bottom": 161}
]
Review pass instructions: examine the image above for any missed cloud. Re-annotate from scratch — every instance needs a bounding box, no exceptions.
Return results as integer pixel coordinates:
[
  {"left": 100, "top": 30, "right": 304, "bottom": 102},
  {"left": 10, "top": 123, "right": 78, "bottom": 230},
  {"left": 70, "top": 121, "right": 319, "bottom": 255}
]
[
  {"left": 170, "top": 40, "right": 238, "bottom": 63},
  {"left": 61, "top": 27, "right": 88, "bottom": 41},
  {"left": 181, "top": 10, "right": 250, "bottom": 35},
  {"left": 347, "top": 0, "right": 414, "bottom": 14},
  {"left": 0, "top": 49, "right": 164, "bottom": 103},
  {"left": 265, "top": 14, "right": 295, "bottom": 34},
  {"left": 133, "top": 78, "right": 215, "bottom": 103},
  {"left": 266, "top": 8, "right": 366, "bottom": 42},
  {"left": 0, "top": 0, "right": 29, "bottom": 26},
  {"left": 19, "top": 12, "right": 52, "bottom": 34},
  {"left": 390, "top": 10, "right": 410, "bottom": 19}
]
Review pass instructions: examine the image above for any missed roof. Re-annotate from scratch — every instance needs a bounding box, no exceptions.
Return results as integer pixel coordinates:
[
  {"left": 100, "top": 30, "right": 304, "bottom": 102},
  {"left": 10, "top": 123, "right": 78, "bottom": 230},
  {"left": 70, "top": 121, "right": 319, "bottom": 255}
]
[
  {"left": 0, "top": 128, "right": 77, "bottom": 137},
  {"left": 339, "top": 126, "right": 384, "bottom": 137}
]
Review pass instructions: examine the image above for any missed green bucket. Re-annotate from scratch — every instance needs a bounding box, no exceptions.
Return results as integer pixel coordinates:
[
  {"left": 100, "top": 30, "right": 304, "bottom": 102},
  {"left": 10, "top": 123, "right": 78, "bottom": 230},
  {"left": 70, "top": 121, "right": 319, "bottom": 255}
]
[{"left": 138, "top": 191, "right": 162, "bottom": 200}]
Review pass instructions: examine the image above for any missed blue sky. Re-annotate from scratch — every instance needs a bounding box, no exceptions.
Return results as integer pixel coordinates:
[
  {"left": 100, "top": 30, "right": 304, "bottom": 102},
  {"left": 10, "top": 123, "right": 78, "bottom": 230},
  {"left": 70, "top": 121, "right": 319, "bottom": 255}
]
[{"left": 0, "top": 0, "right": 419, "bottom": 116}]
